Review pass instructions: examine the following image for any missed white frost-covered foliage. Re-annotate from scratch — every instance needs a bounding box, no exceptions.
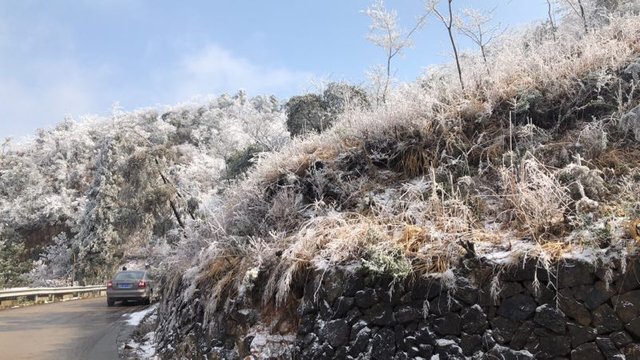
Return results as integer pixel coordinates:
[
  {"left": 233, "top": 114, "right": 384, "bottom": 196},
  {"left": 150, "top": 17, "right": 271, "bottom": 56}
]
[{"left": 0, "top": 91, "right": 288, "bottom": 286}]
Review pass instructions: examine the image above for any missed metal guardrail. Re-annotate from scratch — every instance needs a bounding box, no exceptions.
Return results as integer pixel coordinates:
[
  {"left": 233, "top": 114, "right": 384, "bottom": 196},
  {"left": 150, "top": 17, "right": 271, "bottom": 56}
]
[{"left": 0, "top": 285, "right": 106, "bottom": 301}]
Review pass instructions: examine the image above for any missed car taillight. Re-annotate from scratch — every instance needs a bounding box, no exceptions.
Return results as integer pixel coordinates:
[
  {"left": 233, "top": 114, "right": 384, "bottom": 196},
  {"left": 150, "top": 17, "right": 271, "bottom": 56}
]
[
  {"left": 107, "top": 281, "right": 113, "bottom": 289},
  {"left": 138, "top": 280, "right": 146, "bottom": 288}
]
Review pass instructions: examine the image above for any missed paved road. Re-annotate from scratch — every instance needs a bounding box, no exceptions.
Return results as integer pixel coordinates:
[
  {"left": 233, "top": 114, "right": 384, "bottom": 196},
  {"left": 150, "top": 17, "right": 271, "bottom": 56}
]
[{"left": 0, "top": 297, "right": 147, "bottom": 360}]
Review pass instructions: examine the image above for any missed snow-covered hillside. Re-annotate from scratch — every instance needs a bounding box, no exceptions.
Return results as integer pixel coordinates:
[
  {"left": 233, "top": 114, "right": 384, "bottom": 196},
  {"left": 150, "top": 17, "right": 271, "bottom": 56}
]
[{"left": 0, "top": 92, "right": 288, "bottom": 287}]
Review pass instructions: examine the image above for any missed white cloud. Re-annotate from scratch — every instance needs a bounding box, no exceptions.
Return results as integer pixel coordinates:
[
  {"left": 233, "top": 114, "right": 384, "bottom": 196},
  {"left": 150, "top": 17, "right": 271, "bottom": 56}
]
[{"left": 174, "top": 44, "right": 313, "bottom": 99}]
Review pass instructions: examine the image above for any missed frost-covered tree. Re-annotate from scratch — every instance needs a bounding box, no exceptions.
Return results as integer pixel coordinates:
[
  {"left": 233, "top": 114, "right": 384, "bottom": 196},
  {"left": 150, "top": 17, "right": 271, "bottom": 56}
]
[
  {"left": 364, "top": 0, "right": 427, "bottom": 103},
  {"left": 455, "top": 7, "right": 505, "bottom": 75}
]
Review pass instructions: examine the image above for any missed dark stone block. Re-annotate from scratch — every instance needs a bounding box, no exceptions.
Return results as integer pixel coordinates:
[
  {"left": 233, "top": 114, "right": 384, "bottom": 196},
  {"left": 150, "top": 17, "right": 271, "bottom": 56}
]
[
  {"left": 394, "top": 324, "right": 404, "bottom": 347},
  {"left": 573, "top": 282, "right": 614, "bottom": 310},
  {"left": 378, "top": 286, "right": 404, "bottom": 305},
  {"left": 558, "top": 262, "right": 595, "bottom": 288},
  {"left": 418, "top": 344, "right": 434, "bottom": 358},
  {"left": 371, "top": 328, "right": 395, "bottom": 360},
  {"left": 334, "top": 346, "right": 347, "bottom": 359},
  {"left": 612, "top": 290, "right": 640, "bottom": 324},
  {"left": 410, "top": 277, "right": 441, "bottom": 300},
  {"left": 482, "top": 330, "right": 497, "bottom": 350},
  {"left": 364, "top": 304, "right": 394, "bottom": 326},
  {"left": 343, "top": 271, "right": 366, "bottom": 297},
  {"left": 534, "top": 304, "right": 567, "bottom": 334},
  {"left": 537, "top": 334, "right": 571, "bottom": 358},
  {"left": 511, "top": 321, "right": 536, "bottom": 350},
  {"left": 415, "top": 324, "right": 436, "bottom": 345},
  {"left": 454, "top": 278, "right": 478, "bottom": 305},
  {"left": 592, "top": 304, "right": 623, "bottom": 334},
  {"left": 323, "top": 319, "right": 349, "bottom": 348},
  {"left": 596, "top": 337, "right": 624, "bottom": 360},
  {"left": 571, "top": 342, "right": 605, "bottom": 360},
  {"left": 491, "top": 316, "right": 518, "bottom": 343},
  {"left": 407, "top": 346, "right": 421, "bottom": 358},
  {"left": 461, "top": 304, "right": 488, "bottom": 335},
  {"left": 477, "top": 289, "right": 495, "bottom": 307},
  {"left": 568, "top": 323, "right": 597, "bottom": 347},
  {"left": 625, "top": 316, "right": 640, "bottom": 338},
  {"left": 323, "top": 270, "right": 346, "bottom": 305},
  {"left": 500, "top": 282, "right": 525, "bottom": 299},
  {"left": 298, "top": 313, "right": 316, "bottom": 335},
  {"left": 345, "top": 307, "right": 362, "bottom": 325},
  {"left": 302, "top": 332, "right": 318, "bottom": 347},
  {"left": 460, "top": 333, "right": 482, "bottom": 356},
  {"left": 610, "top": 330, "right": 633, "bottom": 349},
  {"left": 486, "top": 344, "right": 535, "bottom": 360},
  {"left": 394, "top": 305, "right": 422, "bottom": 324},
  {"left": 333, "top": 296, "right": 355, "bottom": 318},
  {"left": 405, "top": 321, "right": 417, "bottom": 332},
  {"left": 434, "top": 313, "right": 461, "bottom": 336},
  {"left": 298, "top": 297, "right": 318, "bottom": 316},
  {"left": 428, "top": 295, "right": 462, "bottom": 316},
  {"left": 350, "top": 320, "right": 368, "bottom": 341},
  {"left": 398, "top": 335, "right": 416, "bottom": 352},
  {"left": 314, "top": 342, "right": 335, "bottom": 360},
  {"left": 503, "top": 260, "right": 538, "bottom": 282},
  {"left": 498, "top": 294, "right": 537, "bottom": 321},
  {"left": 558, "top": 289, "right": 592, "bottom": 326},
  {"left": 349, "top": 326, "right": 371, "bottom": 355},
  {"left": 435, "top": 339, "right": 465, "bottom": 360},
  {"left": 355, "top": 289, "right": 377, "bottom": 309},
  {"left": 318, "top": 298, "right": 334, "bottom": 318},
  {"left": 525, "top": 282, "right": 556, "bottom": 305}
]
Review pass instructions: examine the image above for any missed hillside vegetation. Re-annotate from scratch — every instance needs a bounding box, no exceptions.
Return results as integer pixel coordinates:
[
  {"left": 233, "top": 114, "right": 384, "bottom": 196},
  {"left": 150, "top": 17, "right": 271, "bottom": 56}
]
[{"left": 160, "top": 5, "right": 640, "bottom": 326}]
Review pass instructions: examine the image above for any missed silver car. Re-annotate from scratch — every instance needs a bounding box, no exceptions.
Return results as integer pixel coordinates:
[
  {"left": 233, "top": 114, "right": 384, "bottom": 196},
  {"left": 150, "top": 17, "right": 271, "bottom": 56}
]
[{"left": 106, "top": 270, "right": 155, "bottom": 306}]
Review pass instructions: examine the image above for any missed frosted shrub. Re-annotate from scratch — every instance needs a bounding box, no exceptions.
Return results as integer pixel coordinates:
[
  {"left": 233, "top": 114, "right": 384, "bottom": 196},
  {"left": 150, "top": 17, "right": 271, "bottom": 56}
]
[
  {"left": 578, "top": 120, "right": 608, "bottom": 158},
  {"left": 500, "top": 157, "right": 570, "bottom": 241},
  {"left": 618, "top": 105, "right": 640, "bottom": 141}
]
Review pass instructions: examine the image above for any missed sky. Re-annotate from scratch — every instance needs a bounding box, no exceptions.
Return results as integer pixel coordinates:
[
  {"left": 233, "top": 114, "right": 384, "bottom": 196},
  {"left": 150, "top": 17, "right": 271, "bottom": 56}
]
[{"left": 0, "top": 0, "right": 548, "bottom": 140}]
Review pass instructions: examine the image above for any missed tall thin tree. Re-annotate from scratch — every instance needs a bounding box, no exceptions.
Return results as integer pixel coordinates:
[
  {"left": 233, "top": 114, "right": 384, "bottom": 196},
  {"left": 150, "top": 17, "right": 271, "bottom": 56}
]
[
  {"left": 428, "top": 0, "right": 465, "bottom": 91},
  {"left": 562, "top": 0, "right": 590, "bottom": 33},
  {"left": 364, "top": 0, "right": 427, "bottom": 103},
  {"left": 455, "top": 7, "right": 505, "bottom": 76},
  {"left": 545, "top": 0, "right": 558, "bottom": 40}
]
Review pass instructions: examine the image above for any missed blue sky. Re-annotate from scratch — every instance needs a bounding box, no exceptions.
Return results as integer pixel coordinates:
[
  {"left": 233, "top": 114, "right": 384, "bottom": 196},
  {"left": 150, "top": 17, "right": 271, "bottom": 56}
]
[{"left": 0, "top": 0, "right": 548, "bottom": 140}]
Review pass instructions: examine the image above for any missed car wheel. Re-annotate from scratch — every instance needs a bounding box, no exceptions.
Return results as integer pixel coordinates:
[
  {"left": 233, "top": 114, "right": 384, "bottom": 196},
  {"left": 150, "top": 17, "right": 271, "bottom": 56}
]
[{"left": 107, "top": 298, "right": 115, "bottom": 307}]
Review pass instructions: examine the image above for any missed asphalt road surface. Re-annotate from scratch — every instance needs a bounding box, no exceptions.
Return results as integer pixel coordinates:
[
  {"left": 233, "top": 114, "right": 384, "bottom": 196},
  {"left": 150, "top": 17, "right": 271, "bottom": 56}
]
[{"left": 0, "top": 297, "right": 147, "bottom": 360}]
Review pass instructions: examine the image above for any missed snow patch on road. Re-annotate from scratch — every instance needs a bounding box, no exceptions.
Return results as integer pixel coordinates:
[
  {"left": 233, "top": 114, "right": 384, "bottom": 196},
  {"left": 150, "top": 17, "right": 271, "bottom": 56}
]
[{"left": 124, "top": 304, "right": 157, "bottom": 326}]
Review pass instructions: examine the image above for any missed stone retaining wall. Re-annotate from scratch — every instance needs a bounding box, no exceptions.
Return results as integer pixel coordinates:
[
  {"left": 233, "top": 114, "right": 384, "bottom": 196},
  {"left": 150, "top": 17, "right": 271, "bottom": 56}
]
[{"left": 157, "top": 256, "right": 640, "bottom": 359}]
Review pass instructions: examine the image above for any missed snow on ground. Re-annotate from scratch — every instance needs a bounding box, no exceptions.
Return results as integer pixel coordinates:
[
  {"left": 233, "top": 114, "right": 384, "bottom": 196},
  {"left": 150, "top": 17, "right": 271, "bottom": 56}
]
[
  {"left": 126, "top": 331, "right": 158, "bottom": 360},
  {"left": 124, "top": 304, "right": 157, "bottom": 326},
  {"left": 123, "top": 306, "right": 159, "bottom": 359}
]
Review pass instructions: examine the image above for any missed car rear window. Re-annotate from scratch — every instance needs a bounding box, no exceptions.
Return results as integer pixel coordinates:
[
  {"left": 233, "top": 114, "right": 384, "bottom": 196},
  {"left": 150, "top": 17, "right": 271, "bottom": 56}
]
[{"left": 114, "top": 271, "right": 145, "bottom": 280}]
